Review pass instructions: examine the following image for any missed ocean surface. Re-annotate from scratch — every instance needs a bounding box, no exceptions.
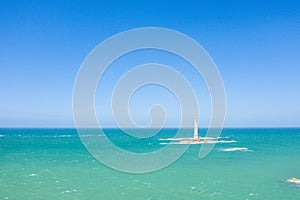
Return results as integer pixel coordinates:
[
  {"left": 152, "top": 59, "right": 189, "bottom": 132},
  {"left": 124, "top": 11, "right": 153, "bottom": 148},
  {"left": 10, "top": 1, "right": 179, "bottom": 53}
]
[{"left": 1, "top": 128, "right": 300, "bottom": 199}]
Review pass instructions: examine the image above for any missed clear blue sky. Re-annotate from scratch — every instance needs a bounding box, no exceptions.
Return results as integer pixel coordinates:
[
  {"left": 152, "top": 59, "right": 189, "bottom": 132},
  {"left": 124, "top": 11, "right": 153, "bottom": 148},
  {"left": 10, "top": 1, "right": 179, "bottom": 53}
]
[{"left": 0, "top": 0, "right": 299, "bottom": 127}]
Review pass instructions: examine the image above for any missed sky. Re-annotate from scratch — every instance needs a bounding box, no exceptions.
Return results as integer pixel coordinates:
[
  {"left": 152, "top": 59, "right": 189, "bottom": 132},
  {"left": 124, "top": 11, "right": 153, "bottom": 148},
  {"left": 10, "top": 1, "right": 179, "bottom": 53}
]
[{"left": 0, "top": 0, "right": 299, "bottom": 127}]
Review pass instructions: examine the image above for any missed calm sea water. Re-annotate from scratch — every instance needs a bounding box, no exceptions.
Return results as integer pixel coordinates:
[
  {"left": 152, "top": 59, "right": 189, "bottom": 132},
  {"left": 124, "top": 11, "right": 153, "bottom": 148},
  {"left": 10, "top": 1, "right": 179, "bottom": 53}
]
[{"left": 1, "top": 128, "right": 300, "bottom": 199}]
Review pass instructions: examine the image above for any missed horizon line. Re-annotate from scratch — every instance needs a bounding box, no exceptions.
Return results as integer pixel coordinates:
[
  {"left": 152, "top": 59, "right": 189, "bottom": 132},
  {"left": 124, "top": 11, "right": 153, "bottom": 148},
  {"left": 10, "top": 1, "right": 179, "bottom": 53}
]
[{"left": 0, "top": 126, "right": 299, "bottom": 129}]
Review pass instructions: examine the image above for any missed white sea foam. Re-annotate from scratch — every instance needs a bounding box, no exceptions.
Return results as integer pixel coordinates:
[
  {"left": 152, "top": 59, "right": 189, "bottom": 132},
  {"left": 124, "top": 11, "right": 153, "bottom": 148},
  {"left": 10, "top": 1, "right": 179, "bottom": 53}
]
[
  {"left": 217, "top": 136, "right": 230, "bottom": 139},
  {"left": 286, "top": 178, "right": 300, "bottom": 185},
  {"left": 28, "top": 173, "right": 38, "bottom": 177},
  {"left": 159, "top": 138, "right": 190, "bottom": 141},
  {"left": 161, "top": 140, "right": 236, "bottom": 145},
  {"left": 215, "top": 140, "right": 236, "bottom": 144},
  {"left": 249, "top": 193, "right": 258, "bottom": 196},
  {"left": 60, "top": 190, "right": 71, "bottom": 194},
  {"left": 220, "top": 147, "right": 250, "bottom": 152},
  {"left": 42, "top": 134, "right": 104, "bottom": 138},
  {"left": 159, "top": 142, "right": 169, "bottom": 145},
  {"left": 60, "top": 189, "right": 78, "bottom": 194},
  {"left": 80, "top": 134, "right": 104, "bottom": 137},
  {"left": 201, "top": 137, "right": 218, "bottom": 140},
  {"left": 57, "top": 135, "right": 73, "bottom": 138},
  {"left": 159, "top": 137, "right": 220, "bottom": 141}
]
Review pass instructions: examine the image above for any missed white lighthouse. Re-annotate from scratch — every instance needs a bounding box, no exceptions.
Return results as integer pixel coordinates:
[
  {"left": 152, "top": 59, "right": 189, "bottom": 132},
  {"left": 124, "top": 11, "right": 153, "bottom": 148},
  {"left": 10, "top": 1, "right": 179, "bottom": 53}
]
[{"left": 193, "top": 116, "right": 198, "bottom": 139}]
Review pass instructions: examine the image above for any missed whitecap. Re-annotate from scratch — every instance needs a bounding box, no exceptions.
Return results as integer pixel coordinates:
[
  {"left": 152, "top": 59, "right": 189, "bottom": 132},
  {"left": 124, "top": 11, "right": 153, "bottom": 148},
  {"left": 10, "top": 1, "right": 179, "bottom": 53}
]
[
  {"left": 57, "top": 135, "right": 73, "bottom": 138},
  {"left": 202, "top": 137, "right": 218, "bottom": 140},
  {"left": 142, "top": 181, "right": 151, "bottom": 185},
  {"left": 217, "top": 136, "right": 230, "bottom": 139},
  {"left": 28, "top": 173, "right": 38, "bottom": 177},
  {"left": 159, "top": 142, "right": 169, "bottom": 145},
  {"left": 249, "top": 193, "right": 258, "bottom": 196},
  {"left": 215, "top": 140, "right": 236, "bottom": 144},
  {"left": 60, "top": 190, "right": 71, "bottom": 194},
  {"left": 170, "top": 140, "right": 236, "bottom": 145},
  {"left": 159, "top": 138, "right": 189, "bottom": 141},
  {"left": 159, "top": 137, "right": 235, "bottom": 144},
  {"left": 220, "top": 147, "right": 250, "bottom": 152},
  {"left": 286, "top": 178, "right": 300, "bottom": 185},
  {"left": 60, "top": 189, "right": 78, "bottom": 194},
  {"left": 80, "top": 134, "right": 103, "bottom": 137}
]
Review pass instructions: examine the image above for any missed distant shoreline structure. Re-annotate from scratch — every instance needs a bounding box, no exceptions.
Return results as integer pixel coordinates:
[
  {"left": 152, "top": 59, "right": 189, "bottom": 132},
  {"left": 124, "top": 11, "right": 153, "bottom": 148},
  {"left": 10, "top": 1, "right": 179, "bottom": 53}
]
[{"left": 160, "top": 116, "right": 228, "bottom": 144}]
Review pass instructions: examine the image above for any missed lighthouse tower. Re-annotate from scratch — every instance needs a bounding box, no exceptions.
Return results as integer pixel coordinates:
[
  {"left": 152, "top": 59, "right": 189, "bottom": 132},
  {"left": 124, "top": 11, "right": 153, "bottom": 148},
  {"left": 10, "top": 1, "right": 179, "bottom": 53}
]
[{"left": 193, "top": 117, "right": 198, "bottom": 139}]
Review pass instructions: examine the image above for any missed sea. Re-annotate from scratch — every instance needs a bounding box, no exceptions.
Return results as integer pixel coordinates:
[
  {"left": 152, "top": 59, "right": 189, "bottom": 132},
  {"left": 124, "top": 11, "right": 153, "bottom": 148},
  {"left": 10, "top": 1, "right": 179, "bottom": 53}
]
[{"left": 1, "top": 128, "right": 300, "bottom": 199}]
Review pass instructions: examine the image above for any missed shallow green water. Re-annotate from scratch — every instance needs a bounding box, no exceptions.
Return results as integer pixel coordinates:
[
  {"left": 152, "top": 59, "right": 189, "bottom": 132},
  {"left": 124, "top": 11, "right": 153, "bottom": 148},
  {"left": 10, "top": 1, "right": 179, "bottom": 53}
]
[{"left": 1, "top": 128, "right": 300, "bottom": 199}]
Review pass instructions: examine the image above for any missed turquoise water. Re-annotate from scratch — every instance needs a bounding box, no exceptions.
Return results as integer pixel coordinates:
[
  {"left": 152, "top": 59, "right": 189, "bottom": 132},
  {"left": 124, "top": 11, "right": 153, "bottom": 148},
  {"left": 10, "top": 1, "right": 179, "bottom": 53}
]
[{"left": 1, "top": 128, "right": 300, "bottom": 199}]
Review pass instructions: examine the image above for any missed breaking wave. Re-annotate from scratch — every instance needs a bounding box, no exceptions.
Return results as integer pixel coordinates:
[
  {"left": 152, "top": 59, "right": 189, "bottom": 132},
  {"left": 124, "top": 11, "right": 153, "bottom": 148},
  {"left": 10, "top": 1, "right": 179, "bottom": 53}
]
[{"left": 219, "top": 147, "right": 251, "bottom": 152}]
